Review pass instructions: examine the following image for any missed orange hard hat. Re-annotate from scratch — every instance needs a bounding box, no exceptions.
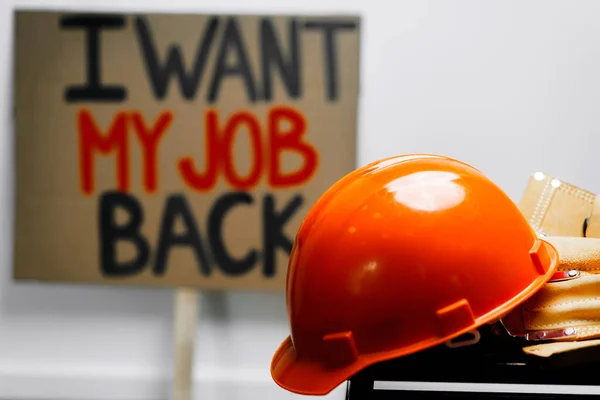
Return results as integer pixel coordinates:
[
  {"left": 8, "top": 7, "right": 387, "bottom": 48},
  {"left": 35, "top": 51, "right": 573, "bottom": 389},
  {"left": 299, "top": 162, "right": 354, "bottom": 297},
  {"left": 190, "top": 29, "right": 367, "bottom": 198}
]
[{"left": 270, "top": 154, "right": 558, "bottom": 396}]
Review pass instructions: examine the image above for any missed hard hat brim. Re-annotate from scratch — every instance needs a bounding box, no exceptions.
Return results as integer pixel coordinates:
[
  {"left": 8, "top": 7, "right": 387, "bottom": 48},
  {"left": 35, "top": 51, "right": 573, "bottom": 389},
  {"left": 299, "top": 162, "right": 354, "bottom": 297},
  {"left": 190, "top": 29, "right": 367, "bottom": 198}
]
[
  {"left": 271, "top": 238, "right": 559, "bottom": 396},
  {"left": 271, "top": 336, "right": 361, "bottom": 396}
]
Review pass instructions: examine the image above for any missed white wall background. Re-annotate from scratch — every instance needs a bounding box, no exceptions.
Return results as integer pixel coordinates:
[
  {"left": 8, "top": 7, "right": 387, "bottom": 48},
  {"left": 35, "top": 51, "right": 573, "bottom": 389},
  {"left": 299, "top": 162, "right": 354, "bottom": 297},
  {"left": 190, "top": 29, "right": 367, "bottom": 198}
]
[{"left": 3, "top": 0, "right": 600, "bottom": 399}]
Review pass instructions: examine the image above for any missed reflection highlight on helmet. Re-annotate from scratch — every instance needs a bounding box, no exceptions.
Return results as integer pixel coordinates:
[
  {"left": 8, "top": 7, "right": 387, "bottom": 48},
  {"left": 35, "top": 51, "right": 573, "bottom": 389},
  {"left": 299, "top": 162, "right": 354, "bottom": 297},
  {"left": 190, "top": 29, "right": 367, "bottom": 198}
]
[{"left": 384, "top": 171, "right": 465, "bottom": 212}]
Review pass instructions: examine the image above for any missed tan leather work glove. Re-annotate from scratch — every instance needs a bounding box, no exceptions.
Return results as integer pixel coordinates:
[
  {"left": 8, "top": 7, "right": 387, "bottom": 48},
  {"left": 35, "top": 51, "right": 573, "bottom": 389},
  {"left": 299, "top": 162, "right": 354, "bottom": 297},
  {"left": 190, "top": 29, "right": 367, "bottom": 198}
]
[
  {"left": 505, "top": 172, "right": 600, "bottom": 358},
  {"left": 518, "top": 172, "right": 596, "bottom": 238},
  {"left": 500, "top": 236, "right": 600, "bottom": 342}
]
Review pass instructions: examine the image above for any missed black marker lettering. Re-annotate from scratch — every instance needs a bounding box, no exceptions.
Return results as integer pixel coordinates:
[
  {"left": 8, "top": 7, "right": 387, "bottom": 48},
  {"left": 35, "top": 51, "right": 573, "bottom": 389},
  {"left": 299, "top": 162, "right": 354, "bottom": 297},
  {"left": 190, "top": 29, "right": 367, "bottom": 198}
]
[
  {"left": 209, "top": 17, "right": 257, "bottom": 103},
  {"left": 260, "top": 18, "right": 301, "bottom": 101},
  {"left": 99, "top": 191, "right": 149, "bottom": 276},
  {"left": 208, "top": 192, "right": 258, "bottom": 276},
  {"left": 262, "top": 194, "right": 303, "bottom": 277},
  {"left": 135, "top": 16, "right": 220, "bottom": 100},
  {"left": 154, "top": 195, "right": 212, "bottom": 276},
  {"left": 60, "top": 14, "right": 127, "bottom": 102},
  {"left": 303, "top": 20, "right": 357, "bottom": 101}
]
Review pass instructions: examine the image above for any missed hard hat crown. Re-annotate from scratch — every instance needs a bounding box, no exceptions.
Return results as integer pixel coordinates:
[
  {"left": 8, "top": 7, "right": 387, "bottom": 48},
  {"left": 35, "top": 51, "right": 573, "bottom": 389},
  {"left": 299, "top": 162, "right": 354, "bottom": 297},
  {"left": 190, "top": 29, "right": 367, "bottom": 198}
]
[{"left": 272, "top": 154, "right": 558, "bottom": 396}]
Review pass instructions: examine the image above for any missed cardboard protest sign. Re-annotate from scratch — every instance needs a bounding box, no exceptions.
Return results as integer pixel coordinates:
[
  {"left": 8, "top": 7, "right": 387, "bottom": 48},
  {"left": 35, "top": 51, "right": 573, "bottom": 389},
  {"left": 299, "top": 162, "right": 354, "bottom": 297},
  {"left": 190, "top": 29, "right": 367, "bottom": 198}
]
[{"left": 13, "top": 11, "right": 360, "bottom": 290}]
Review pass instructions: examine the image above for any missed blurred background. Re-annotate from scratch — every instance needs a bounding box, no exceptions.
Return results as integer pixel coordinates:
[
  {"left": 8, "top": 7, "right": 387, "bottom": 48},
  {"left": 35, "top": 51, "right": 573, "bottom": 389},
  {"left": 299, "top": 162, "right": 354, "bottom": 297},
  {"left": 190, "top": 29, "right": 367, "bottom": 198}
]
[{"left": 3, "top": 0, "right": 600, "bottom": 399}]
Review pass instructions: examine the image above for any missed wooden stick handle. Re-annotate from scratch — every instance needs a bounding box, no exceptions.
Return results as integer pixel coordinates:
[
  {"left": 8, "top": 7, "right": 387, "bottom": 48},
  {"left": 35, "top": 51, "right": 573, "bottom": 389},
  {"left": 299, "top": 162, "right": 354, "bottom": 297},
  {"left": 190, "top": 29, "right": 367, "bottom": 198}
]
[{"left": 172, "top": 288, "right": 199, "bottom": 400}]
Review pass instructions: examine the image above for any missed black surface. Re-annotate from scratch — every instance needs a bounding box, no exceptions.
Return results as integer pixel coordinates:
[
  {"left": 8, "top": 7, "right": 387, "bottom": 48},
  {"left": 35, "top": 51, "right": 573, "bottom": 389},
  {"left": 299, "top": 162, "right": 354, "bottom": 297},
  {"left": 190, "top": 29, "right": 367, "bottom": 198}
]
[{"left": 345, "top": 326, "right": 600, "bottom": 399}]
